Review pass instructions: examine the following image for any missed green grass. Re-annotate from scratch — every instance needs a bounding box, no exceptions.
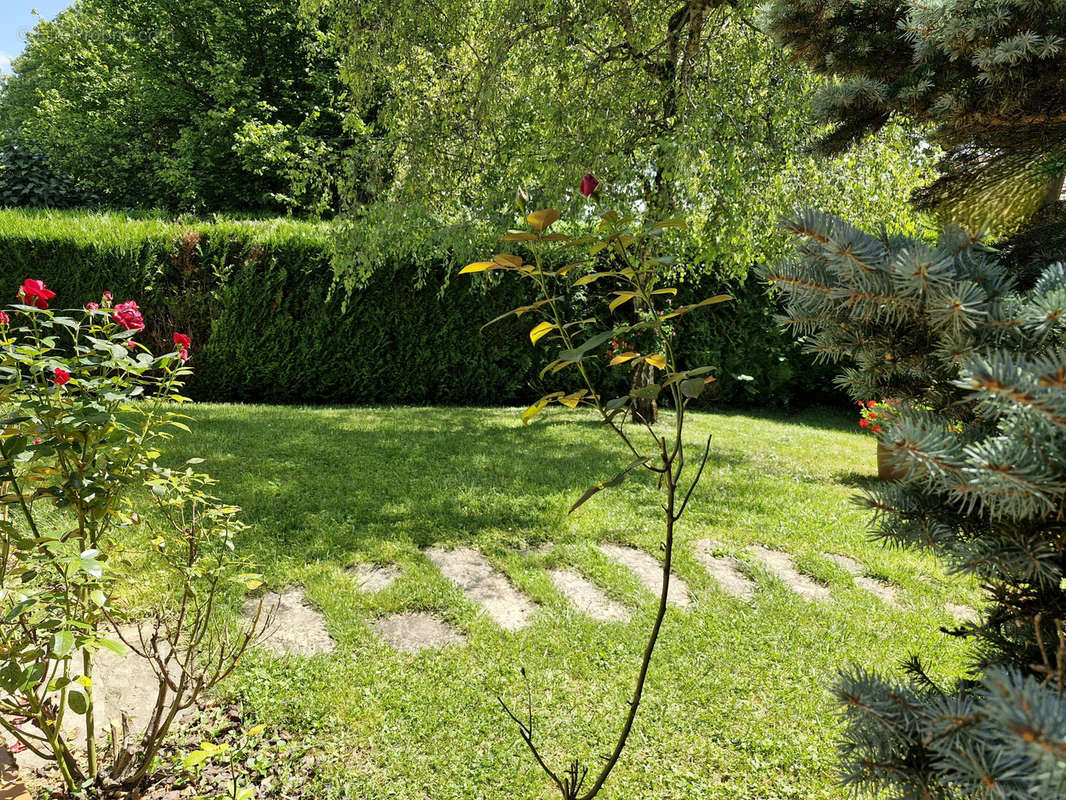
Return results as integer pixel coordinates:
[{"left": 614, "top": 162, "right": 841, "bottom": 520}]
[{"left": 151, "top": 404, "right": 979, "bottom": 799}]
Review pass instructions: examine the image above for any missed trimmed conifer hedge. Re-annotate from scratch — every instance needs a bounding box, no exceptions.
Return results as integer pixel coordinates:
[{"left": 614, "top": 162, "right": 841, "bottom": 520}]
[{"left": 0, "top": 209, "right": 836, "bottom": 406}]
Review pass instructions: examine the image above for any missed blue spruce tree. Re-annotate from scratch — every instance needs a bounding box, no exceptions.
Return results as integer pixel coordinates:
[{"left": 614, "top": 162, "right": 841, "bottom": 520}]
[{"left": 763, "top": 2, "right": 1066, "bottom": 797}]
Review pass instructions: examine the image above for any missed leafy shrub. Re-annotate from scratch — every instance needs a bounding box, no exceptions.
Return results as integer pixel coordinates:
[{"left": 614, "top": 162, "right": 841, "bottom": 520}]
[
  {"left": 0, "top": 281, "right": 262, "bottom": 794},
  {"left": 0, "top": 209, "right": 838, "bottom": 407},
  {"left": 0, "top": 138, "right": 96, "bottom": 209}
]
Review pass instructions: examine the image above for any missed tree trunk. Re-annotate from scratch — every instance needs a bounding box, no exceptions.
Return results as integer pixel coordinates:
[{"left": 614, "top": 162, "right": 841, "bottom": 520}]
[{"left": 630, "top": 360, "right": 657, "bottom": 424}]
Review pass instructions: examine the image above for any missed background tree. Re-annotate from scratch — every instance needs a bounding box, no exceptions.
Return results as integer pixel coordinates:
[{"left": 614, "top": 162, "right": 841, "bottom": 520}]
[
  {"left": 0, "top": 0, "right": 359, "bottom": 214},
  {"left": 320, "top": 0, "right": 936, "bottom": 417},
  {"left": 319, "top": 0, "right": 934, "bottom": 271}
]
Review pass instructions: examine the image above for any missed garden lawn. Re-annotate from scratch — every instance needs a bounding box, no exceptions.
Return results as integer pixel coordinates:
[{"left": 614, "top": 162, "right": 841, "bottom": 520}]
[{"left": 152, "top": 404, "right": 979, "bottom": 800}]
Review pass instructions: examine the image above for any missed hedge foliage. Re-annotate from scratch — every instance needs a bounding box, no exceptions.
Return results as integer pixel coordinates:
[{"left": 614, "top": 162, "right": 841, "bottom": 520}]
[{"left": 0, "top": 209, "right": 837, "bottom": 406}]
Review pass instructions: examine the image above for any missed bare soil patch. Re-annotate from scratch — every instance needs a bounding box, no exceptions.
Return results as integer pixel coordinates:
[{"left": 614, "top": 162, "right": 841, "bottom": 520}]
[{"left": 692, "top": 540, "right": 755, "bottom": 600}]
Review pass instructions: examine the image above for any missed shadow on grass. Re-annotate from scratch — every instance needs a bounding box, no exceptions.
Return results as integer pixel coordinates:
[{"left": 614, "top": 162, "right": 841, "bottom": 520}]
[{"left": 155, "top": 406, "right": 767, "bottom": 566}]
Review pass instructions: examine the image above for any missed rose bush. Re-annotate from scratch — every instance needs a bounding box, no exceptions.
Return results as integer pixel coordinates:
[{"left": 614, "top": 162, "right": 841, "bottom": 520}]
[{"left": 0, "top": 282, "right": 262, "bottom": 795}]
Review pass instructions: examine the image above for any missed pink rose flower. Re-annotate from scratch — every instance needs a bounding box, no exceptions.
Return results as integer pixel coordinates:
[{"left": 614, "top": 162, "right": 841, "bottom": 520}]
[
  {"left": 112, "top": 300, "right": 145, "bottom": 332},
  {"left": 85, "top": 302, "right": 100, "bottom": 311},
  {"left": 18, "top": 279, "right": 55, "bottom": 309}
]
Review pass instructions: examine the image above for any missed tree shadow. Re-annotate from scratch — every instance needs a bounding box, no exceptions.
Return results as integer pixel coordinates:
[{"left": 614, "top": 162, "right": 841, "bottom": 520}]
[{"left": 158, "top": 406, "right": 766, "bottom": 565}]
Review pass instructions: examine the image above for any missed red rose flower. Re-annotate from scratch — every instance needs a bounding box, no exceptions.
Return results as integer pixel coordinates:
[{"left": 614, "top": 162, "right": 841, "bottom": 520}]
[
  {"left": 173, "top": 332, "right": 191, "bottom": 348},
  {"left": 112, "top": 300, "right": 145, "bottom": 332},
  {"left": 859, "top": 418, "right": 870, "bottom": 428},
  {"left": 85, "top": 302, "right": 100, "bottom": 311},
  {"left": 53, "top": 368, "right": 70, "bottom": 386},
  {"left": 103, "top": 291, "right": 112, "bottom": 302},
  {"left": 871, "top": 425, "right": 883, "bottom": 434},
  {"left": 0, "top": 311, "right": 9, "bottom": 326},
  {"left": 580, "top": 173, "right": 599, "bottom": 198},
  {"left": 18, "top": 279, "right": 55, "bottom": 310}
]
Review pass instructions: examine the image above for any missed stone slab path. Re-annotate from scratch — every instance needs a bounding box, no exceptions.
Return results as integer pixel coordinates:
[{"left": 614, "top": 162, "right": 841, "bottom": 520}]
[
  {"left": 748, "top": 546, "right": 831, "bottom": 603},
  {"left": 947, "top": 603, "right": 979, "bottom": 623},
  {"left": 227, "top": 545, "right": 971, "bottom": 657},
  {"left": 549, "top": 569, "right": 631, "bottom": 622},
  {"left": 692, "top": 540, "right": 755, "bottom": 599},
  {"left": 425, "top": 547, "right": 538, "bottom": 631},
  {"left": 597, "top": 543, "right": 692, "bottom": 608},
  {"left": 8, "top": 624, "right": 190, "bottom": 774},
  {"left": 372, "top": 613, "right": 466, "bottom": 653},
  {"left": 349, "top": 563, "right": 400, "bottom": 593},
  {"left": 827, "top": 554, "right": 900, "bottom": 606},
  {"left": 244, "top": 588, "right": 336, "bottom": 656}
]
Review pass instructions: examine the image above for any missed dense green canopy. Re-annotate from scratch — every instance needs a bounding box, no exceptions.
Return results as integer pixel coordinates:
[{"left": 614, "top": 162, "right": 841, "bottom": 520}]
[
  {"left": 0, "top": 0, "right": 350, "bottom": 213},
  {"left": 320, "top": 0, "right": 935, "bottom": 273}
]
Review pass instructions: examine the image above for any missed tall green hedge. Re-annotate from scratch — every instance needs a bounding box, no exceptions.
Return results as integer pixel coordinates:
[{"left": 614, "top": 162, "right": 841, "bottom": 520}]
[{"left": 0, "top": 209, "right": 836, "bottom": 406}]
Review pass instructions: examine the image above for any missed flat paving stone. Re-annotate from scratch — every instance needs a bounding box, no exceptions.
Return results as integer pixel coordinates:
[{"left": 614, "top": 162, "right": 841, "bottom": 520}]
[
  {"left": 827, "top": 553, "right": 900, "bottom": 606},
  {"left": 371, "top": 613, "right": 466, "bottom": 653},
  {"left": 748, "top": 545, "right": 830, "bottom": 603},
  {"left": 8, "top": 624, "right": 191, "bottom": 774},
  {"left": 243, "top": 588, "right": 335, "bottom": 656},
  {"left": 597, "top": 543, "right": 691, "bottom": 608},
  {"left": 549, "top": 569, "right": 631, "bottom": 622},
  {"left": 425, "top": 547, "right": 537, "bottom": 631},
  {"left": 349, "top": 563, "right": 400, "bottom": 593},
  {"left": 693, "top": 540, "right": 755, "bottom": 599},
  {"left": 947, "top": 603, "right": 979, "bottom": 623}
]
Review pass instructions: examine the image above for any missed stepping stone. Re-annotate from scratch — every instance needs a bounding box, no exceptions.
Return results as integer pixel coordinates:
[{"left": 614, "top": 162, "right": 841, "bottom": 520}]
[
  {"left": 692, "top": 540, "right": 755, "bottom": 599},
  {"left": 827, "top": 553, "right": 900, "bottom": 606},
  {"left": 425, "top": 547, "right": 537, "bottom": 631},
  {"left": 349, "top": 563, "right": 399, "bottom": 593},
  {"left": 243, "top": 588, "right": 336, "bottom": 656},
  {"left": 947, "top": 603, "right": 979, "bottom": 623},
  {"left": 7, "top": 623, "right": 192, "bottom": 774},
  {"left": 371, "top": 613, "right": 466, "bottom": 653},
  {"left": 549, "top": 569, "right": 631, "bottom": 622},
  {"left": 747, "top": 545, "right": 830, "bottom": 603},
  {"left": 597, "top": 543, "right": 692, "bottom": 608}
]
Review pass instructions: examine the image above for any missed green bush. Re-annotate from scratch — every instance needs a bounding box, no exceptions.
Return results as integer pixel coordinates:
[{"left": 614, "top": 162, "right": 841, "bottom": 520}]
[{"left": 0, "top": 209, "right": 836, "bottom": 406}]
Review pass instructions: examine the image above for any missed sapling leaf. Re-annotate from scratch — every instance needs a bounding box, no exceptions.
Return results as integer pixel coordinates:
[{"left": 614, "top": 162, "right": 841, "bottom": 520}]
[{"left": 569, "top": 456, "right": 650, "bottom": 514}]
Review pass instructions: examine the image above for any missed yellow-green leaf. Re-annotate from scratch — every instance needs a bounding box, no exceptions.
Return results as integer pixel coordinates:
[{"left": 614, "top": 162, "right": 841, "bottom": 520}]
[
  {"left": 651, "top": 288, "right": 677, "bottom": 296},
  {"left": 646, "top": 354, "right": 667, "bottom": 369},
  {"left": 609, "top": 292, "right": 639, "bottom": 312},
  {"left": 493, "top": 253, "right": 523, "bottom": 268},
  {"left": 559, "top": 389, "right": 588, "bottom": 409},
  {"left": 529, "top": 321, "right": 557, "bottom": 345},
  {"left": 521, "top": 392, "right": 564, "bottom": 425},
  {"left": 660, "top": 294, "right": 733, "bottom": 320},
  {"left": 459, "top": 261, "right": 495, "bottom": 275},
  {"left": 501, "top": 232, "right": 538, "bottom": 242},
  {"left": 609, "top": 352, "right": 640, "bottom": 366},
  {"left": 527, "top": 209, "right": 561, "bottom": 232},
  {"left": 573, "top": 271, "right": 617, "bottom": 287}
]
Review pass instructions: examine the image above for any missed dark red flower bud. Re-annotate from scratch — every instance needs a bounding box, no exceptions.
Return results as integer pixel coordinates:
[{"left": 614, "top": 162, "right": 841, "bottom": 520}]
[{"left": 580, "top": 173, "right": 599, "bottom": 199}]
